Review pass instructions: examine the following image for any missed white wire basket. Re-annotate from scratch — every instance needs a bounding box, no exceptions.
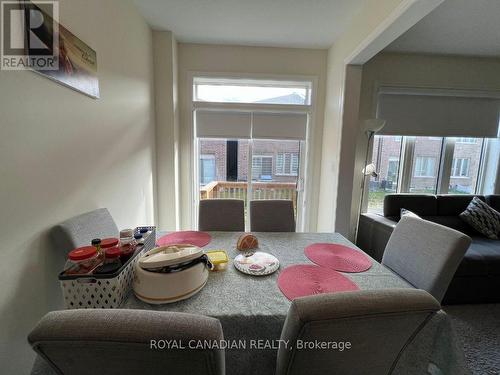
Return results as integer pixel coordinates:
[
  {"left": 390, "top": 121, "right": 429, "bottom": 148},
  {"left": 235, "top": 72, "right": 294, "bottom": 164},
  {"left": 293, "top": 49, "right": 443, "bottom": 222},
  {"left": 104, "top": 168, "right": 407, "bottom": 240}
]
[{"left": 59, "top": 227, "right": 156, "bottom": 309}]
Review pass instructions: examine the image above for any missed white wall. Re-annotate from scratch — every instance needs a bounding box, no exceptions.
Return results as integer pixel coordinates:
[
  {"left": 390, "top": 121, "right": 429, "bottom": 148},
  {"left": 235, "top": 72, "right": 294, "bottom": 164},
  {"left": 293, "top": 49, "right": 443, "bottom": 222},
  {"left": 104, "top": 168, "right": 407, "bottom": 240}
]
[
  {"left": 0, "top": 0, "right": 155, "bottom": 372},
  {"left": 153, "top": 31, "right": 180, "bottom": 231},
  {"left": 176, "top": 43, "right": 328, "bottom": 230},
  {"left": 318, "top": 0, "right": 407, "bottom": 233},
  {"left": 347, "top": 53, "right": 500, "bottom": 237}
]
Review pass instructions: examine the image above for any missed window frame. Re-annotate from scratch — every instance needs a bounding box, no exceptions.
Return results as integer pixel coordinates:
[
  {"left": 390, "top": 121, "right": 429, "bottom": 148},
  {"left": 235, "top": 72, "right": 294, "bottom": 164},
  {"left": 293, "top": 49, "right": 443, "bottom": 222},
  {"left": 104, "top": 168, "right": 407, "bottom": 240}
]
[
  {"left": 190, "top": 72, "right": 318, "bottom": 232},
  {"left": 413, "top": 156, "right": 438, "bottom": 178},
  {"left": 276, "top": 152, "right": 299, "bottom": 176},
  {"left": 407, "top": 136, "right": 444, "bottom": 194},
  {"left": 193, "top": 77, "right": 312, "bottom": 106},
  {"left": 456, "top": 137, "right": 477, "bottom": 144},
  {"left": 451, "top": 157, "right": 471, "bottom": 178},
  {"left": 386, "top": 157, "right": 400, "bottom": 181},
  {"left": 252, "top": 155, "right": 273, "bottom": 180}
]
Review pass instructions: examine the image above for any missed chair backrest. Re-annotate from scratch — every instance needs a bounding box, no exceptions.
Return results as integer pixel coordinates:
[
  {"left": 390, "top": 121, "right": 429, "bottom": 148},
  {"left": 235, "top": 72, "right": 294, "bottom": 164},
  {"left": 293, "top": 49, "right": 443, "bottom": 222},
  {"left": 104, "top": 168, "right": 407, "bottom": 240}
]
[
  {"left": 50, "top": 208, "right": 119, "bottom": 255},
  {"left": 198, "top": 199, "right": 245, "bottom": 231},
  {"left": 276, "top": 289, "right": 440, "bottom": 375},
  {"left": 382, "top": 216, "right": 471, "bottom": 302},
  {"left": 250, "top": 200, "right": 295, "bottom": 232},
  {"left": 28, "top": 309, "right": 225, "bottom": 375}
]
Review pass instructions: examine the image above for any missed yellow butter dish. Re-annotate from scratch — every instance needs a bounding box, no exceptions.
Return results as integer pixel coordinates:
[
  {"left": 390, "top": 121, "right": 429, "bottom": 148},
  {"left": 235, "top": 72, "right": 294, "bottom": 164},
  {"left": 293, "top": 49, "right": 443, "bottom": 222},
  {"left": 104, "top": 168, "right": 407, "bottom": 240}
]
[{"left": 206, "top": 250, "right": 229, "bottom": 271}]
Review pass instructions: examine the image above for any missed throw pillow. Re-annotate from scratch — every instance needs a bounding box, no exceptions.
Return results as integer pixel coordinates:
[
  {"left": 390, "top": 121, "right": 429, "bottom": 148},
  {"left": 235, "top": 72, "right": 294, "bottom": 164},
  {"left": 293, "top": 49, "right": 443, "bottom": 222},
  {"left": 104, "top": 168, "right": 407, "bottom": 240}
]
[
  {"left": 459, "top": 197, "right": 500, "bottom": 239},
  {"left": 400, "top": 208, "right": 421, "bottom": 219}
]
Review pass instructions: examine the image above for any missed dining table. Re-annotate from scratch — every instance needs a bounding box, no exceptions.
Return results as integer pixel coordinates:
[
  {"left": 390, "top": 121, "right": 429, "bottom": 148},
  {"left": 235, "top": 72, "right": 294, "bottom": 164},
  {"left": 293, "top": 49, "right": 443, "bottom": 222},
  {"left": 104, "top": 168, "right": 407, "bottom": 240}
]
[{"left": 122, "top": 231, "right": 469, "bottom": 375}]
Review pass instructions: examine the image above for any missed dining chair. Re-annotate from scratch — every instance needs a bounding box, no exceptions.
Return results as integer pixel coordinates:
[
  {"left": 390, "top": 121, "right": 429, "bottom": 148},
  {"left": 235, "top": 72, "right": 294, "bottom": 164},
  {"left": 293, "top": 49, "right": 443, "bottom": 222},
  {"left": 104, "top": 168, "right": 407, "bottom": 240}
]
[
  {"left": 382, "top": 215, "right": 471, "bottom": 303},
  {"left": 28, "top": 309, "right": 225, "bottom": 375},
  {"left": 198, "top": 199, "right": 245, "bottom": 231},
  {"left": 51, "top": 208, "right": 119, "bottom": 255},
  {"left": 250, "top": 200, "right": 295, "bottom": 232},
  {"left": 276, "top": 289, "right": 440, "bottom": 375}
]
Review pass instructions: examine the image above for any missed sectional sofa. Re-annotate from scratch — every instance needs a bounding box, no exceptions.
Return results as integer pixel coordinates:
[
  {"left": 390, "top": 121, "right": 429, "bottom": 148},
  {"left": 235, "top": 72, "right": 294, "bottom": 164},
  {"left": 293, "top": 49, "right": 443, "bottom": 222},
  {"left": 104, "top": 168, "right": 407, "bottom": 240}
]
[{"left": 357, "top": 194, "right": 500, "bottom": 304}]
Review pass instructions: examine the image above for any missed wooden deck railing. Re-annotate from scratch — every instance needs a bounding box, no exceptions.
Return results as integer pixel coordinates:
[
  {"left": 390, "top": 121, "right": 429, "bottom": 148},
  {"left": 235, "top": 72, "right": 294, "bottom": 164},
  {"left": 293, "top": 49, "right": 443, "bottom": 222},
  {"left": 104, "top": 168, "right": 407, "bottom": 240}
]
[{"left": 200, "top": 181, "right": 297, "bottom": 208}]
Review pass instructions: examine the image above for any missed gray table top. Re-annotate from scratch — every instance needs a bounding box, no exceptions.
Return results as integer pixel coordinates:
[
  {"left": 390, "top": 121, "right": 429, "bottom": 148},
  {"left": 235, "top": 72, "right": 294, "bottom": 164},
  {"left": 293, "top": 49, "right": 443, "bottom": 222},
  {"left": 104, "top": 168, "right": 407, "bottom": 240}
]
[
  {"left": 123, "top": 231, "right": 413, "bottom": 316},
  {"left": 33, "top": 232, "right": 467, "bottom": 375}
]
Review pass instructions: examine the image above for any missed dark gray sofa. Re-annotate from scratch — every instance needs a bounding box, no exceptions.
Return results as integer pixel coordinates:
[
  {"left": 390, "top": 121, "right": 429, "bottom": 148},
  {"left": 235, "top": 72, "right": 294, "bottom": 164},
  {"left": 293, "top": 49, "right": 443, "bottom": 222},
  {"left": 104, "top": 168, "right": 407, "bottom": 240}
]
[{"left": 357, "top": 194, "right": 500, "bottom": 304}]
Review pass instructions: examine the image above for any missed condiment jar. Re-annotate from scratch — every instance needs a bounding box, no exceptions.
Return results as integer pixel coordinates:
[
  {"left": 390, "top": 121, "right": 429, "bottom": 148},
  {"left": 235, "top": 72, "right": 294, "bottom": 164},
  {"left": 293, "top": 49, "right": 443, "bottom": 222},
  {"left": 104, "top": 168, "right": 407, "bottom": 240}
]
[
  {"left": 101, "top": 237, "right": 120, "bottom": 252},
  {"left": 91, "top": 238, "right": 102, "bottom": 254},
  {"left": 64, "top": 246, "right": 104, "bottom": 275},
  {"left": 134, "top": 234, "right": 145, "bottom": 246},
  {"left": 120, "top": 229, "right": 135, "bottom": 246},
  {"left": 119, "top": 229, "right": 136, "bottom": 263},
  {"left": 94, "top": 247, "right": 122, "bottom": 275}
]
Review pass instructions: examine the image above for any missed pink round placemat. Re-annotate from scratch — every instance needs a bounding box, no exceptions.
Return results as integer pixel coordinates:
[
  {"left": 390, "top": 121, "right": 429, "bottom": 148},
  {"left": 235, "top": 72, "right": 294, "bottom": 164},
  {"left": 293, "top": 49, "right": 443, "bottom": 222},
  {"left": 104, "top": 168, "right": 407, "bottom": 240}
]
[
  {"left": 277, "top": 264, "right": 359, "bottom": 300},
  {"left": 156, "top": 231, "right": 212, "bottom": 247},
  {"left": 305, "top": 243, "right": 372, "bottom": 273}
]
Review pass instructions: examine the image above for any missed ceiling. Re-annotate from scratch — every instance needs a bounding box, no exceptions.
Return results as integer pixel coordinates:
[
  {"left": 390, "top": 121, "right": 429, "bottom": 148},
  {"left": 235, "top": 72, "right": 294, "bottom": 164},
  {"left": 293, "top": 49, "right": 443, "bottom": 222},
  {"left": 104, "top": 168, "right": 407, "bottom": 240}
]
[
  {"left": 386, "top": 0, "right": 500, "bottom": 57},
  {"left": 132, "top": 0, "right": 365, "bottom": 49}
]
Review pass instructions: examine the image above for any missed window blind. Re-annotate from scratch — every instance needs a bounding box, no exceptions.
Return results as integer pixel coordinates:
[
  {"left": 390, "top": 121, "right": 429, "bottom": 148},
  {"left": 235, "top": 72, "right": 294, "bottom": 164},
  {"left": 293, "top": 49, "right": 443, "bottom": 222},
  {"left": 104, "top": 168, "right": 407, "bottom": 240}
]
[
  {"left": 195, "top": 110, "right": 251, "bottom": 139},
  {"left": 252, "top": 112, "right": 307, "bottom": 140},
  {"left": 195, "top": 110, "right": 308, "bottom": 140},
  {"left": 377, "top": 91, "right": 500, "bottom": 137}
]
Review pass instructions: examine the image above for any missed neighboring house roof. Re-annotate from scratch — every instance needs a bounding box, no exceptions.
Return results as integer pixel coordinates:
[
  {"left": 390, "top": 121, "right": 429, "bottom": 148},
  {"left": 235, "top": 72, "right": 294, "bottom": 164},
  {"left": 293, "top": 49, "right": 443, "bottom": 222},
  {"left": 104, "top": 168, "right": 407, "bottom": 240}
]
[{"left": 255, "top": 92, "right": 305, "bottom": 104}]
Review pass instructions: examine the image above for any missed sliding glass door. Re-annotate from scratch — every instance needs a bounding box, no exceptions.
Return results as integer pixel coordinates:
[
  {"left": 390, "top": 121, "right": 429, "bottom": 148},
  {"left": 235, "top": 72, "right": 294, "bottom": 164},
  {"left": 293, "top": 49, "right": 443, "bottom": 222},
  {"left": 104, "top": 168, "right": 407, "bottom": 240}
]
[
  {"left": 197, "top": 137, "right": 304, "bottom": 229},
  {"left": 192, "top": 76, "right": 313, "bottom": 230},
  {"left": 251, "top": 139, "right": 301, "bottom": 219}
]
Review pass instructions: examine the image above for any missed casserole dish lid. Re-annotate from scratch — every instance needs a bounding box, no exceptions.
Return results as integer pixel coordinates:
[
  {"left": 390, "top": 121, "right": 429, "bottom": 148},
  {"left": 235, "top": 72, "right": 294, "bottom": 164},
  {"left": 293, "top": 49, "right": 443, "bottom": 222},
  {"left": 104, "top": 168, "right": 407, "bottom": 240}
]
[{"left": 139, "top": 244, "right": 203, "bottom": 269}]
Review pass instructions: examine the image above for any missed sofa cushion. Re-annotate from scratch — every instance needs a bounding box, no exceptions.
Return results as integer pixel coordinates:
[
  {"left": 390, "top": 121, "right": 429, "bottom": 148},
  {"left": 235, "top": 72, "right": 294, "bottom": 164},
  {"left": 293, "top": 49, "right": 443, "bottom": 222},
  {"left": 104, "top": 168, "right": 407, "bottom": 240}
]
[
  {"left": 436, "top": 194, "right": 485, "bottom": 216},
  {"left": 455, "top": 237, "right": 500, "bottom": 276},
  {"left": 487, "top": 195, "right": 500, "bottom": 212},
  {"left": 384, "top": 194, "right": 437, "bottom": 217},
  {"left": 459, "top": 197, "right": 500, "bottom": 240},
  {"left": 424, "top": 216, "right": 482, "bottom": 237}
]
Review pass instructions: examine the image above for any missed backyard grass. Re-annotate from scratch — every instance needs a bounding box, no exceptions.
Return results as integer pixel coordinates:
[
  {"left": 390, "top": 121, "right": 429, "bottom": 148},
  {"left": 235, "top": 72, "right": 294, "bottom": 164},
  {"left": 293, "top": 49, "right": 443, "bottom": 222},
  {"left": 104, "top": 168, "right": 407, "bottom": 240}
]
[{"left": 368, "top": 191, "right": 386, "bottom": 213}]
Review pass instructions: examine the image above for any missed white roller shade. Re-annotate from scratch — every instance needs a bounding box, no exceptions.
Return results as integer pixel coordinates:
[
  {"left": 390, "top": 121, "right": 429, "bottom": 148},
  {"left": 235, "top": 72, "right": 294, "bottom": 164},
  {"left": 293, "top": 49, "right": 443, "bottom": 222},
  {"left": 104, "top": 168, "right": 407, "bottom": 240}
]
[
  {"left": 252, "top": 112, "right": 307, "bottom": 140},
  {"left": 377, "top": 92, "right": 500, "bottom": 137},
  {"left": 195, "top": 110, "right": 251, "bottom": 139}
]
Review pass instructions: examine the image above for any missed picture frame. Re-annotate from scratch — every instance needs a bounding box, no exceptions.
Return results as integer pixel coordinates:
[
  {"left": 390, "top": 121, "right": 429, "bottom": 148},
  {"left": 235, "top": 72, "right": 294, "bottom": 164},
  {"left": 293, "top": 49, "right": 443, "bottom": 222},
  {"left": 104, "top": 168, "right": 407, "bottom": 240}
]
[{"left": 23, "top": 1, "right": 99, "bottom": 98}]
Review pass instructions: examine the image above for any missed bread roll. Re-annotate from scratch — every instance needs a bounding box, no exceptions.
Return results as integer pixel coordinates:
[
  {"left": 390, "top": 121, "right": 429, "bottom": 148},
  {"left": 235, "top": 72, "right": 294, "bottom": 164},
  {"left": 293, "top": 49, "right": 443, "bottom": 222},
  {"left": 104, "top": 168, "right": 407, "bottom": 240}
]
[{"left": 237, "top": 234, "right": 259, "bottom": 250}]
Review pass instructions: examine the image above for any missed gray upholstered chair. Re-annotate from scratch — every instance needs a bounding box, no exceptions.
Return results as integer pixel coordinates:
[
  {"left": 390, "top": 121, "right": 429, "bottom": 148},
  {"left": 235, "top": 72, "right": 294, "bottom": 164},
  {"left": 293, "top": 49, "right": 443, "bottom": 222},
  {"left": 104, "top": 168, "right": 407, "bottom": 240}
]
[
  {"left": 276, "top": 289, "right": 440, "bottom": 375},
  {"left": 28, "top": 309, "right": 225, "bottom": 375},
  {"left": 382, "top": 215, "right": 471, "bottom": 302},
  {"left": 250, "top": 200, "right": 295, "bottom": 232},
  {"left": 50, "top": 208, "right": 119, "bottom": 255},
  {"left": 198, "top": 199, "right": 245, "bottom": 231}
]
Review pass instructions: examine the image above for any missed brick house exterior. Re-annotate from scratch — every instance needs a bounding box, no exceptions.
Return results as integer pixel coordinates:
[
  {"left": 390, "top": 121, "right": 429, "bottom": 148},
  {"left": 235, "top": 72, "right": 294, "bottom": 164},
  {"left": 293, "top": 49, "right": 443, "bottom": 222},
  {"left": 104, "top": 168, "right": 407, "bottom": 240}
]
[{"left": 199, "top": 139, "right": 300, "bottom": 185}]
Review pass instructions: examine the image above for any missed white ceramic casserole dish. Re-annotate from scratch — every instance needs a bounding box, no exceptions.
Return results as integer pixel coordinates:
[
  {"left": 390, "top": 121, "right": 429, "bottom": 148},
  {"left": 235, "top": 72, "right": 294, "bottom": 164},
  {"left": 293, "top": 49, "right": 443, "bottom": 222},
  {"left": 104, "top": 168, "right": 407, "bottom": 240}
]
[{"left": 133, "top": 244, "right": 211, "bottom": 304}]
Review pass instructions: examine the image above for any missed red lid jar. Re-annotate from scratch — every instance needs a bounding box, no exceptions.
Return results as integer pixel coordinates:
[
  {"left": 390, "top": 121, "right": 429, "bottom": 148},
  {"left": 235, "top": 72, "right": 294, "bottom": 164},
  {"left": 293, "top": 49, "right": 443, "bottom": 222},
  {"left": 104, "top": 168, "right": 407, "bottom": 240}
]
[
  {"left": 69, "top": 246, "right": 97, "bottom": 261},
  {"left": 64, "top": 246, "right": 103, "bottom": 275},
  {"left": 104, "top": 246, "right": 121, "bottom": 259},
  {"left": 101, "top": 237, "right": 119, "bottom": 249},
  {"left": 94, "top": 246, "right": 123, "bottom": 275}
]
